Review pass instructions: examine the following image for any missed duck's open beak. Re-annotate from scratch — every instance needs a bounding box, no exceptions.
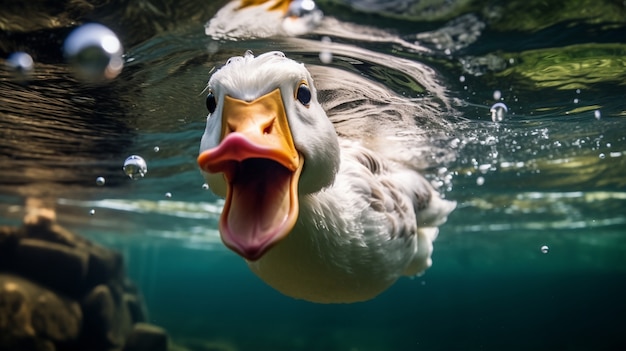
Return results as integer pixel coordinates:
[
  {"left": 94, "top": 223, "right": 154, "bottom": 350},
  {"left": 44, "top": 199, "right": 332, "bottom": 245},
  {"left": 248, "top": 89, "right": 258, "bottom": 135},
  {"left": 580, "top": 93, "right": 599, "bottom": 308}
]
[{"left": 197, "top": 88, "right": 303, "bottom": 260}]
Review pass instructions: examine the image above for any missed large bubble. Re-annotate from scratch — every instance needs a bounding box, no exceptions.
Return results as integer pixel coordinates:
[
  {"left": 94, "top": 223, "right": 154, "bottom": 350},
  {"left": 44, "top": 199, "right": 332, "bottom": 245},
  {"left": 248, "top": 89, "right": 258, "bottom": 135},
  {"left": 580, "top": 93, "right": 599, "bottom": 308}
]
[{"left": 63, "top": 23, "right": 124, "bottom": 82}]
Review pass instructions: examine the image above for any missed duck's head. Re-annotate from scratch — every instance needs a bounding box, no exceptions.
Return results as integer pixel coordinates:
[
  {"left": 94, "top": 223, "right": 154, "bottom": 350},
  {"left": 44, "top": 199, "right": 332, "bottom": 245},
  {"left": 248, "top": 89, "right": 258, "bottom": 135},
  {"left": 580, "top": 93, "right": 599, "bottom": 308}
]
[{"left": 198, "top": 51, "right": 340, "bottom": 260}]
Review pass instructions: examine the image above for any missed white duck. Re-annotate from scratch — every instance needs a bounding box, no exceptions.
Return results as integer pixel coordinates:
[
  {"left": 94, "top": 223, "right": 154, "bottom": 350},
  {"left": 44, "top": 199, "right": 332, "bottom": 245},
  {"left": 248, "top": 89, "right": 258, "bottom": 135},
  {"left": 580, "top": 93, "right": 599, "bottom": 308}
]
[{"left": 198, "top": 51, "right": 455, "bottom": 303}]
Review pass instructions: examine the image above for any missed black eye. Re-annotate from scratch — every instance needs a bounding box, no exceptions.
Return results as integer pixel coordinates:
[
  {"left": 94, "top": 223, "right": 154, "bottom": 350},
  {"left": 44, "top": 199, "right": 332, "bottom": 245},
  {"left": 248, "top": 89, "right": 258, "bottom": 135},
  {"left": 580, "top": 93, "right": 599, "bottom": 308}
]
[
  {"left": 206, "top": 92, "right": 217, "bottom": 113},
  {"left": 296, "top": 84, "right": 311, "bottom": 106}
]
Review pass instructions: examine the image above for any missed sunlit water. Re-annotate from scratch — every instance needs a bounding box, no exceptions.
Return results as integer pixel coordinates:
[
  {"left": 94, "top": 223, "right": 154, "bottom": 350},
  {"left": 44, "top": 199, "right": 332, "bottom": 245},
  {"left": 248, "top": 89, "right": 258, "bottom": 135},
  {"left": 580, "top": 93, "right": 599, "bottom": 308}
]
[{"left": 1, "top": 1, "right": 625, "bottom": 350}]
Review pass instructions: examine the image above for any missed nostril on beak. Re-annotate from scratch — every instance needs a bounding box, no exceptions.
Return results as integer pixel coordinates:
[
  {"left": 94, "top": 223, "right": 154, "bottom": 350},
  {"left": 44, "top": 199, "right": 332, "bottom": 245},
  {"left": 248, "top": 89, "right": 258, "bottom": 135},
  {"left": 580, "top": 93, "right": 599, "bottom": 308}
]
[{"left": 262, "top": 118, "right": 275, "bottom": 135}]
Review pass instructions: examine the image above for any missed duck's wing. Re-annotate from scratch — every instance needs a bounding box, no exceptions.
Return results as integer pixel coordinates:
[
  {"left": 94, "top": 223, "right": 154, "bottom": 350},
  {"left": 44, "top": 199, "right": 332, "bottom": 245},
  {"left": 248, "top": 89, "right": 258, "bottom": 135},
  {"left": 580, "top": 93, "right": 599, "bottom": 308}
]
[{"left": 340, "top": 141, "right": 456, "bottom": 277}]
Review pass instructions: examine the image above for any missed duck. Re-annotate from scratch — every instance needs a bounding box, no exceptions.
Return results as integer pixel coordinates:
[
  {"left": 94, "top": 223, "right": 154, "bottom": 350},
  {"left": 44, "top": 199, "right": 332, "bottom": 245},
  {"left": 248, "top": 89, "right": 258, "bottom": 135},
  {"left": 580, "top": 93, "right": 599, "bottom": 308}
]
[{"left": 198, "top": 51, "right": 456, "bottom": 303}]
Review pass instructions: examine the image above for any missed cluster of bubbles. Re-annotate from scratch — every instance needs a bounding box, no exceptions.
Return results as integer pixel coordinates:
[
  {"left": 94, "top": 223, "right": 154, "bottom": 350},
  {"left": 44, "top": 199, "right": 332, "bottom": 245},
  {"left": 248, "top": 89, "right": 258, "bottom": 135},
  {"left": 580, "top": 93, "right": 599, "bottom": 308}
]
[{"left": 5, "top": 23, "right": 123, "bottom": 83}]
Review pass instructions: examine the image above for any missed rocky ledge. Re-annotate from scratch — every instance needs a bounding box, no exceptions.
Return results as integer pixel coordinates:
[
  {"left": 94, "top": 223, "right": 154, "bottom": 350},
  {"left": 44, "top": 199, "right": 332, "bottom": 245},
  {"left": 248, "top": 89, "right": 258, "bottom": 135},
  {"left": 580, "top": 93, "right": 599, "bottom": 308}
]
[{"left": 0, "top": 206, "right": 168, "bottom": 351}]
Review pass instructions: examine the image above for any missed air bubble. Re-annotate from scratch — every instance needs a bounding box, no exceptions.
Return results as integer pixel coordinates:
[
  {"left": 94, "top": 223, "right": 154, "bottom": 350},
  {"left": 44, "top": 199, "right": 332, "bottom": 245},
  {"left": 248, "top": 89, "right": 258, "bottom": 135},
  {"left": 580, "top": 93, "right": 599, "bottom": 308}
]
[
  {"left": 6, "top": 52, "right": 34, "bottom": 80},
  {"left": 63, "top": 23, "right": 124, "bottom": 82},
  {"left": 95, "top": 177, "right": 106, "bottom": 186},
  {"left": 476, "top": 176, "right": 485, "bottom": 186},
  {"left": 594, "top": 110, "right": 601, "bottom": 120},
  {"left": 287, "top": 0, "right": 318, "bottom": 17},
  {"left": 459, "top": 75, "right": 465, "bottom": 83},
  {"left": 493, "top": 90, "right": 501, "bottom": 101},
  {"left": 478, "top": 164, "right": 492, "bottom": 174},
  {"left": 599, "top": 153, "right": 606, "bottom": 159},
  {"left": 540, "top": 245, "right": 549, "bottom": 254},
  {"left": 202, "top": 183, "right": 209, "bottom": 190},
  {"left": 573, "top": 98, "right": 578, "bottom": 104},
  {"left": 123, "top": 155, "right": 147, "bottom": 180},
  {"left": 165, "top": 192, "right": 172, "bottom": 198},
  {"left": 89, "top": 209, "right": 96, "bottom": 216},
  {"left": 153, "top": 146, "right": 160, "bottom": 152},
  {"left": 319, "top": 36, "right": 332, "bottom": 64},
  {"left": 490, "top": 102, "right": 508, "bottom": 122}
]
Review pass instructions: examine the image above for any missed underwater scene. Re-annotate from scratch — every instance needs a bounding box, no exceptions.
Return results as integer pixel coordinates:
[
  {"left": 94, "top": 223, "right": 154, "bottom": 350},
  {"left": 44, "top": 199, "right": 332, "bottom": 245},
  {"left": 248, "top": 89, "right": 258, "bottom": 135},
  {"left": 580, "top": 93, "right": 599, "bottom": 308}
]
[{"left": 1, "top": 0, "right": 625, "bottom": 350}]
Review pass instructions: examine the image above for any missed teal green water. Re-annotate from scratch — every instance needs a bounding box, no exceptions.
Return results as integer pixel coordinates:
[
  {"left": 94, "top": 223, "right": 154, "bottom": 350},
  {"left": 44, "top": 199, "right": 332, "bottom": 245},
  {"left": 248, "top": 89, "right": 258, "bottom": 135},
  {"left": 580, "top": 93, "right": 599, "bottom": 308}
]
[{"left": 1, "top": 0, "right": 625, "bottom": 350}]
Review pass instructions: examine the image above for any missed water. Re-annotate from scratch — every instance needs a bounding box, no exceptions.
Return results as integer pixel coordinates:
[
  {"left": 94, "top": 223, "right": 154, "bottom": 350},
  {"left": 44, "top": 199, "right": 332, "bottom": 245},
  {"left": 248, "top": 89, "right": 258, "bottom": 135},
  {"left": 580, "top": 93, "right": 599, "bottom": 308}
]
[{"left": 1, "top": 1, "right": 625, "bottom": 350}]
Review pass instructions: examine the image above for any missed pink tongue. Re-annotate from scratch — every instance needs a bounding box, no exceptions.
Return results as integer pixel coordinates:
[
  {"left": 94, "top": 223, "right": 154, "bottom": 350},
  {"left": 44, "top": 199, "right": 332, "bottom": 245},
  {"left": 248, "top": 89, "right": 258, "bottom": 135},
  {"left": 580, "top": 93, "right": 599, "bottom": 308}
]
[{"left": 221, "top": 159, "right": 292, "bottom": 258}]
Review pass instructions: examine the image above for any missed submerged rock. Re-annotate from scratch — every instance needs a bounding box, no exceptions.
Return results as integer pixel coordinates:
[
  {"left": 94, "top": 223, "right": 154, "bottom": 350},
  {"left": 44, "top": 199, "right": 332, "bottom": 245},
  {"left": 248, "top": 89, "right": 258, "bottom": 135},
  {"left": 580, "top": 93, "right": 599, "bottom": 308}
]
[
  {"left": 0, "top": 274, "right": 82, "bottom": 350},
  {"left": 0, "top": 205, "right": 167, "bottom": 351}
]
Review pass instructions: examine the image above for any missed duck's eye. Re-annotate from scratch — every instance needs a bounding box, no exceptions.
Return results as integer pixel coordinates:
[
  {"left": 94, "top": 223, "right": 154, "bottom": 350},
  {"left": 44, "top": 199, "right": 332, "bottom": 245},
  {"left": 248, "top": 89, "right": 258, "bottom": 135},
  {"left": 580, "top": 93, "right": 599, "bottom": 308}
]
[
  {"left": 296, "top": 84, "right": 311, "bottom": 106},
  {"left": 206, "top": 92, "right": 217, "bottom": 113}
]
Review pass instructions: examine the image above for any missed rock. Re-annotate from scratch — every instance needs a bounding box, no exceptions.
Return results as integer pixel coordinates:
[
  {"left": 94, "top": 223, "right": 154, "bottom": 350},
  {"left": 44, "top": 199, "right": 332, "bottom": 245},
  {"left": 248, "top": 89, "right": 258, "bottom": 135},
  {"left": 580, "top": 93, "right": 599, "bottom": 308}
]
[
  {"left": 13, "top": 238, "right": 89, "bottom": 297},
  {"left": 0, "top": 226, "right": 21, "bottom": 267},
  {"left": 0, "top": 273, "right": 82, "bottom": 349},
  {"left": 123, "top": 323, "right": 168, "bottom": 351},
  {"left": 0, "top": 208, "right": 164, "bottom": 351},
  {"left": 84, "top": 244, "right": 124, "bottom": 290},
  {"left": 81, "top": 284, "right": 133, "bottom": 350},
  {"left": 123, "top": 292, "right": 147, "bottom": 324}
]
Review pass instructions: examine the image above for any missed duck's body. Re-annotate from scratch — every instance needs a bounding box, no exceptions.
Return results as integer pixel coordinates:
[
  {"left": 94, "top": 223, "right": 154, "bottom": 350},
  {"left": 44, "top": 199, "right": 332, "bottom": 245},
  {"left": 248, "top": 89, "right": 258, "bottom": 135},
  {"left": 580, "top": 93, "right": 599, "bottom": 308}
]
[
  {"left": 249, "top": 140, "right": 454, "bottom": 303},
  {"left": 198, "top": 51, "right": 455, "bottom": 303}
]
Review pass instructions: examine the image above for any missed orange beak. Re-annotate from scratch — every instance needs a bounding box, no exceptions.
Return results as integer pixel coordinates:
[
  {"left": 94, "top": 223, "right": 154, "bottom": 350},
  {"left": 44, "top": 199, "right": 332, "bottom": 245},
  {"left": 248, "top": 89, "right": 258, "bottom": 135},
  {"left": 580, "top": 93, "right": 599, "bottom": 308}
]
[{"left": 197, "top": 88, "right": 303, "bottom": 260}]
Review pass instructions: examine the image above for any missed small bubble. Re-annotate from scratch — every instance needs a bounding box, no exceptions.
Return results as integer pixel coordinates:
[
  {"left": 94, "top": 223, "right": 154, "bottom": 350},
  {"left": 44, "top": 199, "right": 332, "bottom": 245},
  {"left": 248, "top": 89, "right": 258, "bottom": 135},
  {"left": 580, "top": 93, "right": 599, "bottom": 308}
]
[
  {"left": 153, "top": 146, "right": 160, "bottom": 152},
  {"left": 287, "top": 0, "right": 317, "bottom": 17},
  {"left": 202, "top": 183, "right": 209, "bottom": 190},
  {"left": 95, "top": 176, "right": 106, "bottom": 186},
  {"left": 576, "top": 89, "right": 581, "bottom": 94},
  {"left": 573, "top": 98, "right": 578, "bottom": 104},
  {"left": 490, "top": 102, "right": 508, "bottom": 122},
  {"left": 493, "top": 90, "right": 502, "bottom": 101},
  {"left": 459, "top": 75, "right": 465, "bottom": 83},
  {"left": 89, "top": 209, "right": 96, "bottom": 215},
  {"left": 540, "top": 245, "right": 549, "bottom": 254},
  {"left": 599, "top": 153, "right": 606, "bottom": 159},
  {"left": 444, "top": 48, "right": 451, "bottom": 56},
  {"left": 63, "top": 23, "right": 124, "bottom": 82},
  {"left": 594, "top": 110, "right": 601, "bottom": 120},
  {"left": 476, "top": 176, "right": 485, "bottom": 186},
  {"left": 165, "top": 192, "right": 172, "bottom": 198},
  {"left": 508, "top": 58, "right": 515, "bottom": 64},
  {"left": 206, "top": 41, "right": 219, "bottom": 54},
  {"left": 6, "top": 52, "right": 34, "bottom": 80},
  {"left": 478, "top": 164, "right": 491, "bottom": 174},
  {"left": 123, "top": 155, "right": 147, "bottom": 180},
  {"left": 319, "top": 36, "right": 332, "bottom": 64},
  {"left": 319, "top": 51, "right": 332, "bottom": 64}
]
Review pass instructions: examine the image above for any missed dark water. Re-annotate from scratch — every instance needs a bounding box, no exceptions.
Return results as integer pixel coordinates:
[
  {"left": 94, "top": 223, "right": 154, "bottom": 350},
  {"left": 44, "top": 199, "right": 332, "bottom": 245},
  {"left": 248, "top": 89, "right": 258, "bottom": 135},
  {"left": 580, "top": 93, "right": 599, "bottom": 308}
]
[{"left": 1, "top": 0, "right": 625, "bottom": 350}]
